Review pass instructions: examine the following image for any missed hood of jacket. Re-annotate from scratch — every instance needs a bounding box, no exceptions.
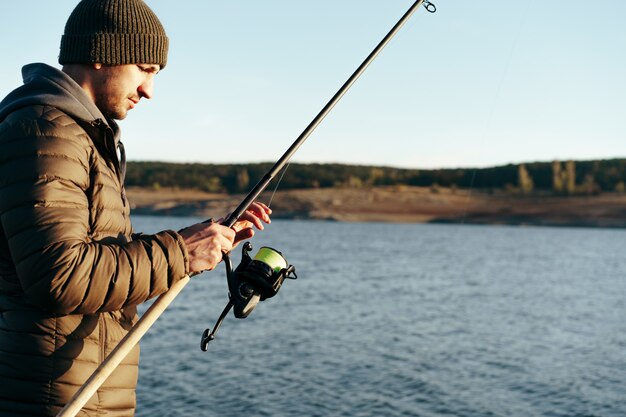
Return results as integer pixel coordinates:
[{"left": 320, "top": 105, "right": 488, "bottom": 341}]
[{"left": 0, "top": 63, "right": 120, "bottom": 142}]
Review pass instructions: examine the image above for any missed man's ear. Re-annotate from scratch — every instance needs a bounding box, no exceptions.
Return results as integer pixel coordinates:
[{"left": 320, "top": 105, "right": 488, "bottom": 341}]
[{"left": 93, "top": 63, "right": 103, "bottom": 70}]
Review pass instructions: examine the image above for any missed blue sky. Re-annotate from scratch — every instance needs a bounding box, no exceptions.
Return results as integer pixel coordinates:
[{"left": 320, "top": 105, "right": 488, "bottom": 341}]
[{"left": 1, "top": 1, "right": 624, "bottom": 169}]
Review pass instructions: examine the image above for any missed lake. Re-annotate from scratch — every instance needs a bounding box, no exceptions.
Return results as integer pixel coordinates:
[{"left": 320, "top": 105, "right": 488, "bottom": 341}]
[{"left": 131, "top": 216, "right": 625, "bottom": 417}]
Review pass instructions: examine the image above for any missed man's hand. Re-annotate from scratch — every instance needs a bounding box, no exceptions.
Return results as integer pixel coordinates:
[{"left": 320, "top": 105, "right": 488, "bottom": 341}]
[
  {"left": 178, "top": 222, "right": 235, "bottom": 274},
  {"left": 223, "top": 202, "right": 272, "bottom": 247},
  {"left": 178, "top": 202, "right": 272, "bottom": 274}
]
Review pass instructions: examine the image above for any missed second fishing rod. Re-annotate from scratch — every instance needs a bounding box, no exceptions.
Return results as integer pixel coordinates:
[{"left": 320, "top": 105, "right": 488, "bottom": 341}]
[{"left": 199, "top": 0, "right": 437, "bottom": 350}]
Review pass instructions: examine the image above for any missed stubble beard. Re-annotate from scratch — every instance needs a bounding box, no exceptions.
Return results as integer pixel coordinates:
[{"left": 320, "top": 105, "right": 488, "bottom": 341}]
[
  {"left": 91, "top": 66, "right": 133, "bottom": 121},
  {"left": 94, "top": 91, "right": 129, "bottom": 121}
]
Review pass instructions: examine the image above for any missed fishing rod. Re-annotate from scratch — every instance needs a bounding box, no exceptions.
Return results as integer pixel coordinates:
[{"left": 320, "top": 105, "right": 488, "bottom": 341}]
[
  {"left": 201, "top": 0, "right": 437, "bottom": 350},
  {"left": 57, "top": 1, "right": 436, "bottom": 415}
]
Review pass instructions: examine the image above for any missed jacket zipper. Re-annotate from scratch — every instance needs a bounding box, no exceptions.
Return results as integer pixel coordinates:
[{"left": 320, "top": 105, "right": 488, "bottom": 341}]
[{"left": 93, "top": 119, "right": 127, "bottom": 207}]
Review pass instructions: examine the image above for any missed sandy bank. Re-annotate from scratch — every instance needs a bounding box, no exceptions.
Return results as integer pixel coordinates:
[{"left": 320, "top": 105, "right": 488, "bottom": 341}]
[{"left": 126, "top": 186, "right": 626, "bottom": 228}]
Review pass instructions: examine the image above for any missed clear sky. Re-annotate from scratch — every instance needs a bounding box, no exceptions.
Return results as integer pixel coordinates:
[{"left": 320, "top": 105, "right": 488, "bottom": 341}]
[{"left": 1, "top": 1, "right": 624, "bottom": 169}]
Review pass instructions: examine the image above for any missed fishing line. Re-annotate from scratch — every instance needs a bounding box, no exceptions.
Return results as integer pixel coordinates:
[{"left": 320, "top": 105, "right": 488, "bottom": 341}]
[
  {"left": 458, "top": 0, "right": 534, "bottom": 224},
  {"left": 266, "top": 162, "right": 291, "bottom": 209}
]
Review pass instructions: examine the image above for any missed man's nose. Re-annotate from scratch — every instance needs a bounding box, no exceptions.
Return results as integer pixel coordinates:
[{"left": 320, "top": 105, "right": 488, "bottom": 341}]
[{"left": 138, "top": 77, "right": 154, "bottom": 99}]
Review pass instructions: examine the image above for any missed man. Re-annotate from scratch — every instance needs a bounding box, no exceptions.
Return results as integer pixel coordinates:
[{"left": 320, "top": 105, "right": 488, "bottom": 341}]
[{"left": 0, "top": 0, "right": 271, "bottom": 415}]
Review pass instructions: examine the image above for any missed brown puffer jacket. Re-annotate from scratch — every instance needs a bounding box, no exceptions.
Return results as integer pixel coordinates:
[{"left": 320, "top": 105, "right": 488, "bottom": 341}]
[{"left": 0, "top": 63, "right": 190, "bottom": 416}]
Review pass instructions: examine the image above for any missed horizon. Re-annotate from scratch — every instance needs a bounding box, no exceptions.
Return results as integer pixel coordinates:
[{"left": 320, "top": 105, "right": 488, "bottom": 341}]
[
  {"left": 126, "top": 156, "right": 626, "bottom": 172},
  {"left": 1, "top": 1, "right": 624, "bottom": 169}
]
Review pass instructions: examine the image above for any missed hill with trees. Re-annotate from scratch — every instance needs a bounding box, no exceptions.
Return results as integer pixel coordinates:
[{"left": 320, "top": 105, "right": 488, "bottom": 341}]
[{"left": 125, "top": 159, "right": 626, "bottom": 196}]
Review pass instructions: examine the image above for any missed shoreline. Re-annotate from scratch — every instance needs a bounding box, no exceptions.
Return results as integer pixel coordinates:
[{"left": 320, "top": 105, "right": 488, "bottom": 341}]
[{"left": 126, "top": 186, "right": 626, "bottom": 228}]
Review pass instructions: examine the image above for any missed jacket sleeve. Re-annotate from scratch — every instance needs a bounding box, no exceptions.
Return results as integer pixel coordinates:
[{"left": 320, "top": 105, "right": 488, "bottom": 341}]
[{"left": 0, "top": 107, "right": 190, "bottom": 315}]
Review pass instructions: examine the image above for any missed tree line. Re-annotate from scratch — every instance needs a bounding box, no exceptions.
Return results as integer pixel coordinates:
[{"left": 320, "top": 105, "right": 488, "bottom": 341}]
[{"left": 124, "top": 159, "right": 626, "bottom": 195}]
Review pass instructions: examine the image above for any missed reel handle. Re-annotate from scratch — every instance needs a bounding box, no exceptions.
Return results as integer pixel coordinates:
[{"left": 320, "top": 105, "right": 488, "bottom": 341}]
[{"left": 200, "top": 301, "right": 233, "bottom": 351}]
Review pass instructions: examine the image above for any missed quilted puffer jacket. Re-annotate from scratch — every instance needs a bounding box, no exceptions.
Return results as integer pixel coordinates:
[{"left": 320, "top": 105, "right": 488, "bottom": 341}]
[{"left": 0, "top": 63, "right": 190, "bottom": 416}]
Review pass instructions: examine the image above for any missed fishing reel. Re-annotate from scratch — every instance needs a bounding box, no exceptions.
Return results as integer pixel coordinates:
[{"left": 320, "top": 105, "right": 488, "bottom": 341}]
[{"left": 200, "top": 242, "right": 297, "bottom": 351}]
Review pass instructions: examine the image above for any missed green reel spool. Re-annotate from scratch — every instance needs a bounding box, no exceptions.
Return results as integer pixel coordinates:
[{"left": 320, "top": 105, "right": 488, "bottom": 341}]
[{"left": 253, "top": 247, "right": 287, "bottom": 273}]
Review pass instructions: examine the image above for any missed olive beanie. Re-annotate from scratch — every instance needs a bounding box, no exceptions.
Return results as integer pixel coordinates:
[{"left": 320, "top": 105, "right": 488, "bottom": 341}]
[{"left": 59, "top": 0, "right": 168, "bottom": 68}]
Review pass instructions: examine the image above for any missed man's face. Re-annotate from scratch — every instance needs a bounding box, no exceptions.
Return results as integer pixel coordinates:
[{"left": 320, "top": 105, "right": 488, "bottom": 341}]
[{"left": 91, "top": 63, "right": 160, "bottom": 120}]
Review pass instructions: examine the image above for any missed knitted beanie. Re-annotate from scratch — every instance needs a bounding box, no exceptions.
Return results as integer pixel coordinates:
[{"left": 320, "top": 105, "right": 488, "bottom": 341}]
[{"left": 59, "top": 0, "right": 169, "bottom": 68}]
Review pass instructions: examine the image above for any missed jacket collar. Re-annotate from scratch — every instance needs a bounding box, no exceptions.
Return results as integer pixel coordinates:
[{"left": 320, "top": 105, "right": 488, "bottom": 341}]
[{"left": 0, "top": 63, "right": 125, "bottom": 180}]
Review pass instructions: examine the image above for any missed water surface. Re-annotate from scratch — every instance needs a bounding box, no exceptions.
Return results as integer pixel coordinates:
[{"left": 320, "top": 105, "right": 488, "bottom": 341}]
[{"left": 132, "top": 217, "right": 626, "bottom": 417}]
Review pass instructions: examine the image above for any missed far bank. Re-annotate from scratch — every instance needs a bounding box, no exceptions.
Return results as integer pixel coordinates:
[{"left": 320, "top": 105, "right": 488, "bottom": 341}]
[{"left": 126, "top": 186, "right": 626, "bottom": 228}]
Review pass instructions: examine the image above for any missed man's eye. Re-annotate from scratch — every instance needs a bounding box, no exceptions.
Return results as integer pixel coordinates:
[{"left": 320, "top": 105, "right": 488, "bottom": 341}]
[{"left": 138, "top": 65, "right": 159, "bottom": 75}]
